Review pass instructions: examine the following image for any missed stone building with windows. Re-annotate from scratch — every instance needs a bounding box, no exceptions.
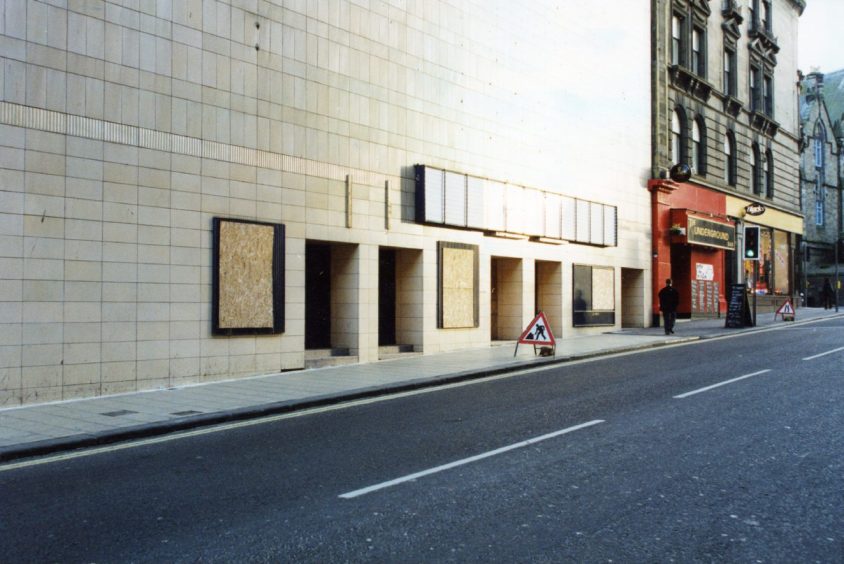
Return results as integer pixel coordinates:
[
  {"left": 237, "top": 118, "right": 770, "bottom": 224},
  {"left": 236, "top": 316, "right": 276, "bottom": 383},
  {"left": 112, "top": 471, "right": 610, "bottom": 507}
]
[
  {"left": 798, "top": 70, "right": 843, "bottom": 305},
  {"left": 650, "top": 0, "right": 805, "bottom": 323},
  {"left": 0, "top": 2, "right": 653, "bottom": 406}
]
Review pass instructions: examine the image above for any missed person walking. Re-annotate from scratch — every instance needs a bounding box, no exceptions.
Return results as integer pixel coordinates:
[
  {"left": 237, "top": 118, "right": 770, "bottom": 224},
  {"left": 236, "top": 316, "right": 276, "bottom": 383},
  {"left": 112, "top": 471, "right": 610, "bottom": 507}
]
[
  {"left": 658, "top": 278, "right": 679, "bottom": 335},
  {"left": 821, "top": 277, "right": 835, "bottom": 310}
]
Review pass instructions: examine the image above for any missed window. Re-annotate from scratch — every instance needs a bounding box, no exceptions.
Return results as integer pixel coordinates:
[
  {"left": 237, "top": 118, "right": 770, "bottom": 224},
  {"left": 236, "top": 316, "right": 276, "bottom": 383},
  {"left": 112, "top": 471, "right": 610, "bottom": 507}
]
[
  {"left": 751, "top": 144, "right": 761, "bottom": 194},
  {"left": 573, "top": 265, "right": 615, "bottom": 327},
  {"left": 671, "top": 109, "right": 686, "bottom": 164},
  {"left": 691, "top": 26, "right": 706, "bottom": 76},
  {"left": 762, "top": 0, "right": 772, "bottom": 32},
  {"left": 724, "top": 131, "right": 737, "bottom": 186},
  {"left": 749, "top": 0, "right": 757, "bottom": 31},
  {"left": 750, "top": 65, "right": 762, "bottom": 112},
  {"left": 671, "top": 15, "right": 684, "bottom": 66},
  {"left": 763, "top": 75, "right": 773, "bottom": 116},
  {"left": 691, "top": 117, "right": 706, "bottom": 174},
  {"left": 765, "top": 149, "right": 774, "bottom": 198},
  {"left": 723, "top": 47, "right": 737, "bottom": 97},
  {"left": 814, "top": 122, "right": 827, "bottom": 168},
  {"left": 816, "top": 192, "right": 825, "bottom": 226}
]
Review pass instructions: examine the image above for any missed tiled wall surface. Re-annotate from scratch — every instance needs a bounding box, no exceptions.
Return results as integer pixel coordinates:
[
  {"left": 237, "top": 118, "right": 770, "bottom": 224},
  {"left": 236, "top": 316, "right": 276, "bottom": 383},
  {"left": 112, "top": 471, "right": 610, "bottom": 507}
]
[{"left": 0, "top": 0, "right": 652, "bottom": 406}]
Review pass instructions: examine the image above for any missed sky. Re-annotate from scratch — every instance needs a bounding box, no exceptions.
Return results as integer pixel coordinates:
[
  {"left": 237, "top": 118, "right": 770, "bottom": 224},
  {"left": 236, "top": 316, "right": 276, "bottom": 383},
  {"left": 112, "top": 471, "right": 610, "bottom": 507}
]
[{"left": 798, "top": 0, "right": 844, "bottom": 73}]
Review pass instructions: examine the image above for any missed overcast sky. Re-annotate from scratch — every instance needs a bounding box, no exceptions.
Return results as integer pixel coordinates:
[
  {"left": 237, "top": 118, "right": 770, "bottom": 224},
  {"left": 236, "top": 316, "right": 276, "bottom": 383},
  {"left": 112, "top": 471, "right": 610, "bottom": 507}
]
[{"left": 798, "top": 0, "right": 844, "bottom": 73}]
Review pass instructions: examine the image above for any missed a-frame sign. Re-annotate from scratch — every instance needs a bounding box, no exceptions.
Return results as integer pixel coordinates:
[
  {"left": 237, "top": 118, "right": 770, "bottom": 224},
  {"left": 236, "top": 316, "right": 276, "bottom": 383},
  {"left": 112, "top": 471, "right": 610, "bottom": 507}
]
[
  {"left": 514, "top": 312, "right": 556, "bottom": 357},
  {"left": 774, "top": 300, "right": 795, "bottom": 321}
]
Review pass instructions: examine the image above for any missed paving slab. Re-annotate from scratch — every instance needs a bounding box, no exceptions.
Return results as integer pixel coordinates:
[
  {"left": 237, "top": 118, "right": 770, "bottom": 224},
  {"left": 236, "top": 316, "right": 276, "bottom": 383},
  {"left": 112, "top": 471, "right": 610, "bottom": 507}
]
[{"left": 1, "top": 308, "right": 840, "bottom": 463}]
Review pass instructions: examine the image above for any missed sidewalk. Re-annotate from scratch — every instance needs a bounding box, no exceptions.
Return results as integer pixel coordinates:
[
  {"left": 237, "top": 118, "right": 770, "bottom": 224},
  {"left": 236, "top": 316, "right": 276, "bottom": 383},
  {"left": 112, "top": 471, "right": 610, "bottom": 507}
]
[{"left": 2, "top": 307, "right": 841, "bottom": 463}]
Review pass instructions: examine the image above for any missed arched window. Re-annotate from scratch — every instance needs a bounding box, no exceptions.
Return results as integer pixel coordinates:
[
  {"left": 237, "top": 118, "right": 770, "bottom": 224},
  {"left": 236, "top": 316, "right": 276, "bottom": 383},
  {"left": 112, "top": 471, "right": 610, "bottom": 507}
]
[
  {"left": 765, "top": 149, "right": 774, "bottom": 198},
  {"left": 691, "top": 117, "right": 706, "bottom": 174},
  {"left": 751, "top": 144, "right": 761, "bottom": 194},
  {"left": 814, "top": 122, "right": 827, "bottom": 169},
  {"left": 671, "top": 109, "right": 686, "bottom": 165},
  {"left": 724, "top": 131, "right": 737, "bottom": 186}
]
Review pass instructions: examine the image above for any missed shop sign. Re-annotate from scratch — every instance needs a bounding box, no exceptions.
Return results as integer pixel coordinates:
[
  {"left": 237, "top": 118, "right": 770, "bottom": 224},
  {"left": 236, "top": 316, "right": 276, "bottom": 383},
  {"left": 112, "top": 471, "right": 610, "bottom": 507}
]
[
  {"left": 745, "top": 203, "right": 766, "bottom": 216},
  {"left": 687, "top": 216, "right": 736, "bottom": 250}
]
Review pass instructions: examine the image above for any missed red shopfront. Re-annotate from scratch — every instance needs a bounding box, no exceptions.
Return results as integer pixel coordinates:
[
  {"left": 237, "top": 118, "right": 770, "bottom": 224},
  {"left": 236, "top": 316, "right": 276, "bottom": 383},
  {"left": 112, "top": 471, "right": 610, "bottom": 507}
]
[{"left": 649, "top": 179, "right": 736, "bottom": 324}]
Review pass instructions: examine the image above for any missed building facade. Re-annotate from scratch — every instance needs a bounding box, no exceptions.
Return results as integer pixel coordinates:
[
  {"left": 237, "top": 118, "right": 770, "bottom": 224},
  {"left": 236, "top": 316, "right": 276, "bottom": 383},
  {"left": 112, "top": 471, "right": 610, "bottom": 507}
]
[
  {"left": 797, "top": 71, "right": 842, "bottom": 305},
  {"left": 0, "top": 1, "right": 653, "bottom": 406},
  {"left": 650, "top": 0, "right": 805, "bottom": 323}
]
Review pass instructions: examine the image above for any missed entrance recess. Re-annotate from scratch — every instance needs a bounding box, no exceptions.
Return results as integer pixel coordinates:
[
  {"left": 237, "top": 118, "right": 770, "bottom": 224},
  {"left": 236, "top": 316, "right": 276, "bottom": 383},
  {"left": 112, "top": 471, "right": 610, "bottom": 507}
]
[{"left": 491, "top": 257, "right": 523, "bottom": 340}]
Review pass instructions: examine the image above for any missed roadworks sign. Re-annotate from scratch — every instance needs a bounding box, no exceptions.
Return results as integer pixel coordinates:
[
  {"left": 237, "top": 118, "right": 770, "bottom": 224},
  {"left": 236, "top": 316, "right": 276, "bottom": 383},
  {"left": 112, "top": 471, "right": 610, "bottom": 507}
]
[
  {"left": 518, "top": 312, "right": 556, "bottom": 346},
  {"left": 774, "top": 300, "right": 795, "bottom": 321}
]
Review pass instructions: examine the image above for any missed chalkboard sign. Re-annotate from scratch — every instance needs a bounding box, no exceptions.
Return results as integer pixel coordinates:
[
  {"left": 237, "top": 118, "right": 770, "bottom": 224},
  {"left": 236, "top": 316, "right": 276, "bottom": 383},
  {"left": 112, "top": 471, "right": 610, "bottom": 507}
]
[{"left": 725, "top": 284, "right": 753, "bottom": 328}]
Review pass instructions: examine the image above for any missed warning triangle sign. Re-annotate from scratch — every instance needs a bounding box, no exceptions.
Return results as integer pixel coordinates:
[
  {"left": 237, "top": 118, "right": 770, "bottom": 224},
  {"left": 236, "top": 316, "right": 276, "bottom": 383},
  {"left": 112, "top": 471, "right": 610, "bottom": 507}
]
[
  {"left": 518, "top": 312, "right": 556, "bottom": 346},
  {"left": 775, "top": 300, "right": 795, "bottom": 316}
]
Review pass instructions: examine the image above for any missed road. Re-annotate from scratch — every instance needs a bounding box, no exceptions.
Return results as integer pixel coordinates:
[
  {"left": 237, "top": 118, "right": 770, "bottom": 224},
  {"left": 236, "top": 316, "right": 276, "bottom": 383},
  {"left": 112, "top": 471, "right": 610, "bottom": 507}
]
[{"left": 2, "top": 318, "right": 843, "bottom": 562}]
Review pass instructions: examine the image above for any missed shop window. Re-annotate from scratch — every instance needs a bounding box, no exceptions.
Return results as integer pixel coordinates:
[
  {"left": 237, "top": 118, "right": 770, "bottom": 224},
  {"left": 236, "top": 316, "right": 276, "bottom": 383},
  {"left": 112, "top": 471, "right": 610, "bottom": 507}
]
[{"left": 572, "top": 265, "right": 615, "bottom": 327}]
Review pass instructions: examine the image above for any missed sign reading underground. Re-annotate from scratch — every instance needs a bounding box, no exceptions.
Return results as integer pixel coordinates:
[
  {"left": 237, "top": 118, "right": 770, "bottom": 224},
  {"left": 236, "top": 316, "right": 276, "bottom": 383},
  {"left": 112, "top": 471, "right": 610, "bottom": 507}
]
[{"left": 686, "top": 217, "right": 736, "bottom": 250}]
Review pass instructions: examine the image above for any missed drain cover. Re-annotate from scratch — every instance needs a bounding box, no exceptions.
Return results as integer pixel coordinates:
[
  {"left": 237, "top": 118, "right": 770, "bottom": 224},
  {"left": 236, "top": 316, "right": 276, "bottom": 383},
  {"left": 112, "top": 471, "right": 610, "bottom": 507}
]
[
  {"left": 100, "top": 409, "right": 138, "bottom": 417},
  {"left": 171, "top": 410, "right": 203, "bottom": 416}
]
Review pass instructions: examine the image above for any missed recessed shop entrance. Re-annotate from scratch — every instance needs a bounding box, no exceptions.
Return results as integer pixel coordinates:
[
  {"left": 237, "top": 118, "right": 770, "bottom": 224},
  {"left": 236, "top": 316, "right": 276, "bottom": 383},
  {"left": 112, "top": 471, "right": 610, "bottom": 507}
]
[
  {"left": 305, "top": 242, "right": 359, "bottom": 359},
  {"left": 621, "top": 268, "right": 645, "bottom": 328},
  {"left": 378, "top": 247, "right": 423, "bottom": 353},
  {"left": 535, "top": 260, "right": 562, "bottom": 337},
  {"left": 491, "top": 257, "right": 523, "bottom": 341}
]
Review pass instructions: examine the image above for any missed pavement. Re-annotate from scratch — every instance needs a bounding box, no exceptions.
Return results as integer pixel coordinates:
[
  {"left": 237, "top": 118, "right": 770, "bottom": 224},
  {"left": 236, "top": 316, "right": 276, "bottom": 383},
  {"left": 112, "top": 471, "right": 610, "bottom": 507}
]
[{"left": 1, "top": 307, "right": 842, "bottom": 463}]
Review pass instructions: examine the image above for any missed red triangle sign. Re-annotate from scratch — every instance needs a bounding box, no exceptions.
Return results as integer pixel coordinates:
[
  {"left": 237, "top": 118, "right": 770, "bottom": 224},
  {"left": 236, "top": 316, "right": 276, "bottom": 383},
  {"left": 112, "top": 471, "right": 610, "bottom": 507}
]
[
  {"left": 518, "top": 312, "right": 556, "bottom": 346},
  {"left": 776, "top": 300, "right": 794, "bottom": 315}
]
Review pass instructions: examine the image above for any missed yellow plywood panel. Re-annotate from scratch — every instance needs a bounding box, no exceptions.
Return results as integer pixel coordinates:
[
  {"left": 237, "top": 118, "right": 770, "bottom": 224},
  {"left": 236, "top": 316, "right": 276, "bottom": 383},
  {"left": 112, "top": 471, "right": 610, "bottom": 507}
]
[
  {"left": 591, "top": 267, "right": 615, "bottom": 311},
  {"left": 441, "top": 246, "right": 475, "bottom": 328},
  {"left": 218, "top": 221, "right": 275, "bottom": 329}
]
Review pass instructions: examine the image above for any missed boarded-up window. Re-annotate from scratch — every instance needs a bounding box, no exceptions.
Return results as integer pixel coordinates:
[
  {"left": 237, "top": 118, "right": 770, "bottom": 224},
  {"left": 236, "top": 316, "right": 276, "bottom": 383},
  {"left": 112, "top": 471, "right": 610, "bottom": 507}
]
[
  {"left": 213, "top": 218, "right": 285, "bottom": 335},
  {"left": 438, "top": 242, "right": 479, "bottom": 328}
]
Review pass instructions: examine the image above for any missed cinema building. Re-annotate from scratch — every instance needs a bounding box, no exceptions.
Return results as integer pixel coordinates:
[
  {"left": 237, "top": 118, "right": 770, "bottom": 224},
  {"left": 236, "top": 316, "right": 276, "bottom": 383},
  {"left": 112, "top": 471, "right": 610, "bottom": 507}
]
[{"left": 0, "top": 2, "right": 653, "bottom": 405}]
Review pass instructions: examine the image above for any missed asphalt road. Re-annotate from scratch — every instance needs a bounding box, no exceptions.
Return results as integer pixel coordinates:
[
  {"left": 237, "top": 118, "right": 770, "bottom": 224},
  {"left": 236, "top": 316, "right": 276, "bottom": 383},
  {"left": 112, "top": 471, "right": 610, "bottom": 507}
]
[{"left": 2, "top": 318, "right": 843, "bottom": 562}]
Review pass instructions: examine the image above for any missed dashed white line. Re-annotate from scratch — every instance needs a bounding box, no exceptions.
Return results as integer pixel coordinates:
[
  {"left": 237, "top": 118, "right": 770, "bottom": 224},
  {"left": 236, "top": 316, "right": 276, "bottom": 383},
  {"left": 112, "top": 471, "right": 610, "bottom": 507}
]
[
  {"left": 802, "top": 346, "right": 844, "bottom": 361},
  {"left": 339, "top": 419, "right": 605, "bottom": 499},
  {"left": 673, "top": 370, "right": 772, "bottom": 399}
]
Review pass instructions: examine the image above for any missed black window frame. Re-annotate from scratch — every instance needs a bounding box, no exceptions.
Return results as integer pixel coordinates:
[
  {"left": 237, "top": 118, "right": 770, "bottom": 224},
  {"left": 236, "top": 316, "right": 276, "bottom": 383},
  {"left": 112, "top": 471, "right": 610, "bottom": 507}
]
[
  {"left": 691, "top": 24, "right": 707, "bottom": 77},
  {"left": 723, "top": 45, "right": 737, "bottom": 97},
  {"left": 692, "top": 115, "right": 707, "bottom": 175},
  {"left": 765, "top": 149, "right": 774, "bottom": 199},
  {"left": 672, "top": 107, "right": 688, "bottom": 165},
  {"left": 725, "top": 130, "right": 737, "bottom": 186},
  {"left": 751, "top": 143, "right": 762, "bottom": 195}
]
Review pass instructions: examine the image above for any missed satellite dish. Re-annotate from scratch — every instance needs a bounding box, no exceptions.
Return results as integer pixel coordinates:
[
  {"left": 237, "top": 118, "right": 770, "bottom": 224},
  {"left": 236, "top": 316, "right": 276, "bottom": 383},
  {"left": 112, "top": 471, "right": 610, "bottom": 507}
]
[{"left": 669, "top": 163, "right": 692, "bottom": 182}]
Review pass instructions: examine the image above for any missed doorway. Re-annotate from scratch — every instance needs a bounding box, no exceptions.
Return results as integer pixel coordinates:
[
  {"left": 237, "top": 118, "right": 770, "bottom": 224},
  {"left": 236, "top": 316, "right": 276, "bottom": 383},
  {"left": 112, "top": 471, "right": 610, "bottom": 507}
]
[{"left": 305, "top": 242, "right": 332, "bottom": 349}]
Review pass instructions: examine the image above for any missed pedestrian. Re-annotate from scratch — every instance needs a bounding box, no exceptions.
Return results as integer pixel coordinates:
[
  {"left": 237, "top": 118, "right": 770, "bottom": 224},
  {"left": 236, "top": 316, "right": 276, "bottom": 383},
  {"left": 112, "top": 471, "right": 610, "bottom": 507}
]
[
  {"left": 821, "top": 277, "right": 835, "bottom": 310},
  {"left": 658, "top": 278, "right": 679, "bottom": 335}
]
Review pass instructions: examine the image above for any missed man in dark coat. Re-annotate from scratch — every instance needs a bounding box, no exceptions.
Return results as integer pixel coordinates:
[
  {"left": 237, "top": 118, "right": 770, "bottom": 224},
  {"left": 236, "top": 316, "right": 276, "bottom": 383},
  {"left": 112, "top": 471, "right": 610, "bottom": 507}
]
[{"left": 658, "top": 278, "right": 679, "bottom": 335}]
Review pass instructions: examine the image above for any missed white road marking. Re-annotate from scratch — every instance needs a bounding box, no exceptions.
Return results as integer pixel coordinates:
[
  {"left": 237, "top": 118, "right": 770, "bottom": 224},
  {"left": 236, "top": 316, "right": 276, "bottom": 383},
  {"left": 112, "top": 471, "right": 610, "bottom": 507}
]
[
  {"left": 338, "top": 420, "right": 605, "bottom": 499},
  {"left": 673, "top": 370, "right": 771, "bottom": 399},
  {"left": 802, "top": 346, "right": 844, "bottom": 361}
]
